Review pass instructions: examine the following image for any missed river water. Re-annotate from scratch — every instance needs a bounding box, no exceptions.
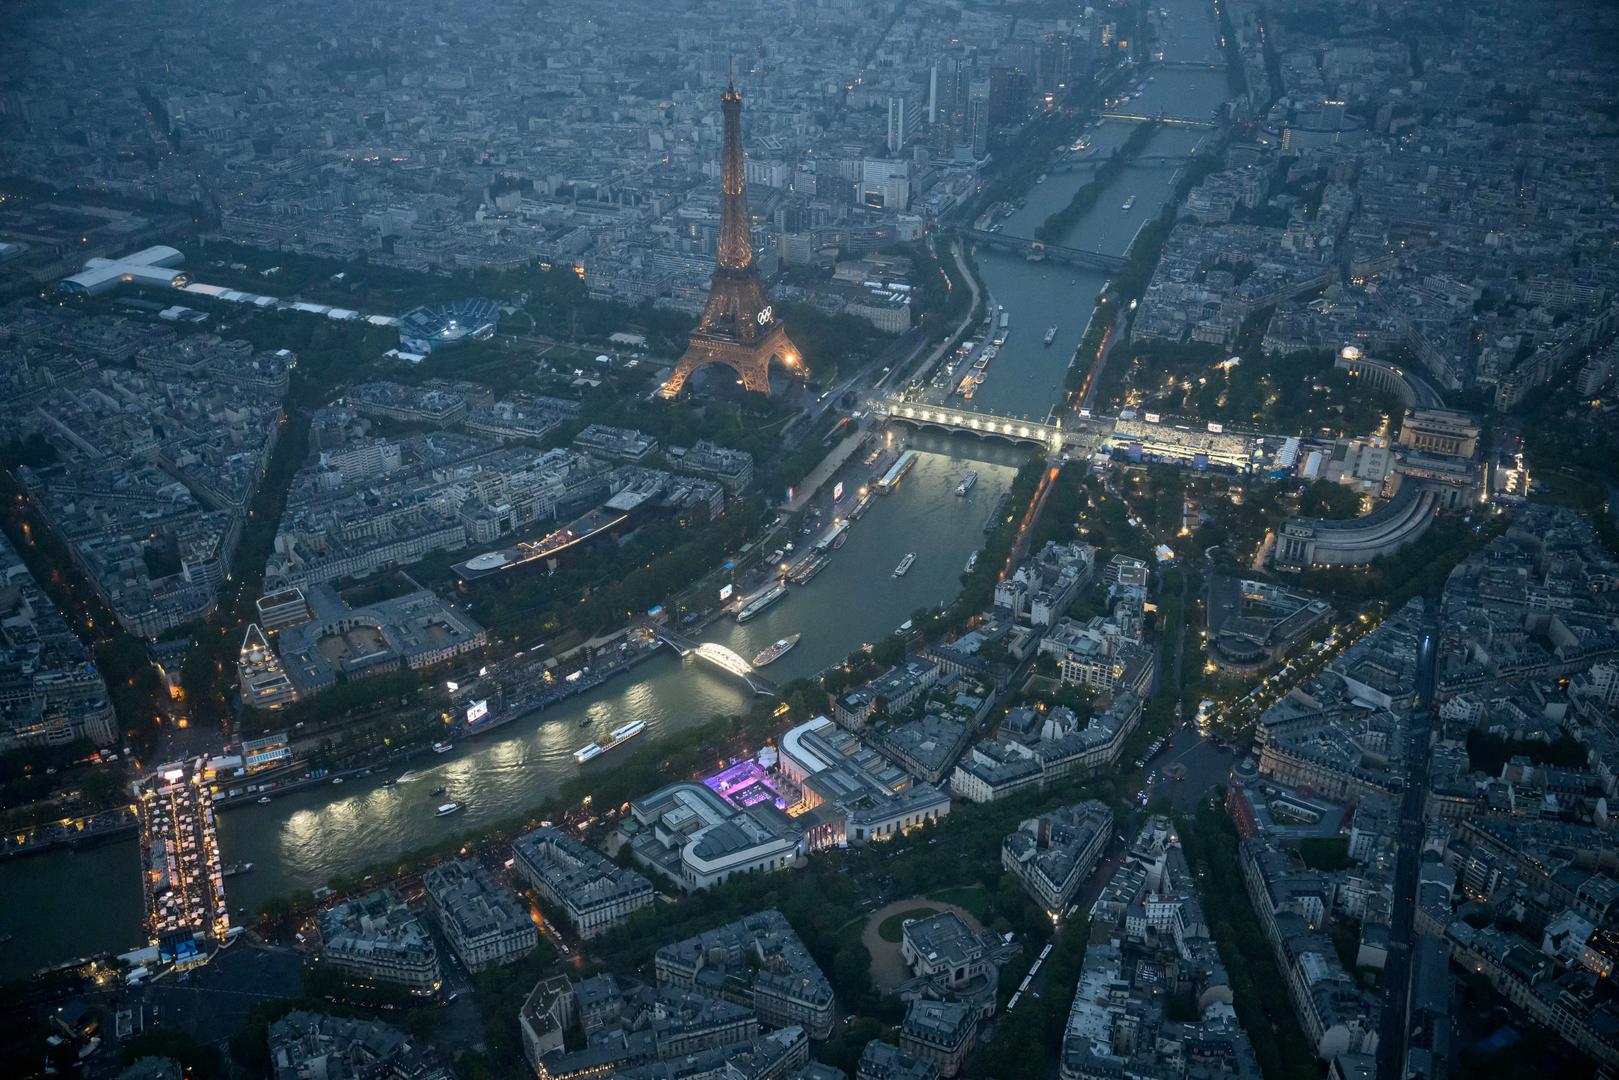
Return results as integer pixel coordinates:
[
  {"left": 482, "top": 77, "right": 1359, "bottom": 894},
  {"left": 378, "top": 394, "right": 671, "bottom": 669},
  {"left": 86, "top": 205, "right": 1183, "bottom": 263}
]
[{"left": 0, "top": 0, "right": 1232, "bottom": 981}]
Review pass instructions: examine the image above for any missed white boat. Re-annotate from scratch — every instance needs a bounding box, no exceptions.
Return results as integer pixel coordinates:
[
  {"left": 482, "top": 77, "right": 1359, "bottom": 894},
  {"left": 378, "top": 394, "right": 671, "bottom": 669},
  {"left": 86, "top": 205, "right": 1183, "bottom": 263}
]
[
  {"left": 964, "top": 551, "right": 980, "bottom": 573},
  {"left": 956, "top": 471, "right": 979, "bottom": 496},
  {"left": 1122, "top": 195, "right": 1137, "bottom": 210},
  {"left": 222, "top": 862, "right": 254, "bottom": 878},
  {"left": 893, "top": 552, "right": 916, "bottom": 577},
  {"left": 753, "top": 634, "right": 801, "bottom": 667},
  {"left": 737, "top": 583, "right": 787, "bottom": 622},
  {"left": 435, "top": 802, "right": 462, "bottom": 817},
  {"left": 331, "top": 777, "right": 344, "bottom": 785},
  {"left": 1044, "top": 326, "right": 1058, "bottom": 346},
  {"left": 790, "top": 556, "right": 828, "bottom": 585},
  {"left": 432, "top": 741, "right": 453, "bottom": 754},
  {"left": 256, "top": 796, "right": 271, "bottom": 805},
  {"left": 574, "top": 720, "right": 647, "bottom": 764}
]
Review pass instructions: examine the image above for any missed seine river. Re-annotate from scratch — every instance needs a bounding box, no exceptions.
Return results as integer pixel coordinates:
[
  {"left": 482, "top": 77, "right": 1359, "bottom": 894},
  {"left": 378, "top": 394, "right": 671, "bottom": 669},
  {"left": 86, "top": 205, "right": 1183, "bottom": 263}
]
[{"left": 0, "top": 0, "right": 1230, "bottom": 980}]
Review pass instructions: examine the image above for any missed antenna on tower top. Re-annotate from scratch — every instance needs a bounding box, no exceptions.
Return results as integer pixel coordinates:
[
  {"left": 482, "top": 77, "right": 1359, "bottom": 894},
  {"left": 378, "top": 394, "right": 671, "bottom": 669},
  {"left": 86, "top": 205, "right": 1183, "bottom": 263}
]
[{"left": 727, "top": 57, "right": 735, "bottom": 89}]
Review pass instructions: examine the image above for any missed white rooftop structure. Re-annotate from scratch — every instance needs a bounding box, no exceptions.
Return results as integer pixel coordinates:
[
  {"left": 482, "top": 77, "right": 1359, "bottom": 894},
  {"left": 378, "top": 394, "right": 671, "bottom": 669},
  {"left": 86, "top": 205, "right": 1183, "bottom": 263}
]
[{"left": 60, "top": 245, "right": 188, "bottom": 295}]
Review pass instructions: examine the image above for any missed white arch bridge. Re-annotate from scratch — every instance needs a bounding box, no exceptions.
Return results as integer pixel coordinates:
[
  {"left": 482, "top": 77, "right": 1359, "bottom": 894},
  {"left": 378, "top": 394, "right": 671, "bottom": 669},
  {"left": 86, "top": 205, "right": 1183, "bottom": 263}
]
[
  {"left": 644, "top": 623, "right": 778, "bottom": 695},
  {"left": 869, "top": 398, "right": 1068, "bottom": 452}
]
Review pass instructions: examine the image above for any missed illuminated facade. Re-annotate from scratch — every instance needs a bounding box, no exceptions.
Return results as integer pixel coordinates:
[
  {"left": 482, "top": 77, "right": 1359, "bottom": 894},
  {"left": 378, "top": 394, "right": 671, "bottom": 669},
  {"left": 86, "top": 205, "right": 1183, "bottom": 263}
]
[
  {"left": 237, "top": 622, "right": 297, "bottom": 709},
  {"left": 660, "top": 79, "right": 802, "bottom": 397}
]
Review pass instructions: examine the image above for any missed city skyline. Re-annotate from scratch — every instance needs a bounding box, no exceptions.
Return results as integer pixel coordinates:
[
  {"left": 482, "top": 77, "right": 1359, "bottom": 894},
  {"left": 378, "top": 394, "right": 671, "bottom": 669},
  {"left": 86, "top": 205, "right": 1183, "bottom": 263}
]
[{"left": 0, "top": 0, "right": 1617, "bottom": 1077}]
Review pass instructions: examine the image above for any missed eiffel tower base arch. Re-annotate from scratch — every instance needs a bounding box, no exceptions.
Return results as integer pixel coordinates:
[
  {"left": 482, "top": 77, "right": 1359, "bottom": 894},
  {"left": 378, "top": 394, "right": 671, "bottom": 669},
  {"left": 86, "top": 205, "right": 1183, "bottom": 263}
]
[{"left": 660, "top": 322, "right": 800, "bottom": 398}]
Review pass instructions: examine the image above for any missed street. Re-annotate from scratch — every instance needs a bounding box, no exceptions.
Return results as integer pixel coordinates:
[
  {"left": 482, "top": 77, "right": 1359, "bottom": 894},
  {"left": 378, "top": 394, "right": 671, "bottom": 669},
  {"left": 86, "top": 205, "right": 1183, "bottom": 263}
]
[{"left": 1377, "top": 604, "right": 1440, "bottom": 1079}]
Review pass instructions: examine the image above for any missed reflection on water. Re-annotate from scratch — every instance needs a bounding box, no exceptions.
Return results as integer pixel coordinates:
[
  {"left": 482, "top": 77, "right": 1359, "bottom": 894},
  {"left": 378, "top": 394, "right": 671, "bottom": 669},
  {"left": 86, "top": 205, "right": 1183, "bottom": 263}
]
[{"left": 0, "top": 0, "right": 1235, "bottom": 981}]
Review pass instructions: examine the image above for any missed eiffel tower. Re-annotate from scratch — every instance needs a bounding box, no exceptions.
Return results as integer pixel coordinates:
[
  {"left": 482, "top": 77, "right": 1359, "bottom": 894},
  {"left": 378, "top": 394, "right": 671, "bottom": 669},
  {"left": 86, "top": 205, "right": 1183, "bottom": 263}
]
[{"left": 660, "top": 76, "right": 802, "bottom": 398}]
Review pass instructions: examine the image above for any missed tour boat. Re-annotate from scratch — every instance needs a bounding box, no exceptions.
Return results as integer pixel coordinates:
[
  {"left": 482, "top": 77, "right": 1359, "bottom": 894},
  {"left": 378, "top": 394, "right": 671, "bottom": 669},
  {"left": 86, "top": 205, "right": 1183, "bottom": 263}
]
[
  {"left": 435, "top": 802, "right": 462, "bottom": 817},
  {"left": 222, "top": 862, "right": 254, "bottom": 878},
  {"left": 574, "top": 720, "right": 647, "bottom": 764},
  {"left": 893, "top": 552, "right": 917, "bottom": 577},
  {"left": 1122, "top": 195, "right": 1137, "bottom": 210},
  {"left": 790, "top": 556, "right": 828, "bottom": 585},
  {"left": 737, "top": 583, "right": 787, "bottom": 623},
  {"left": 956, "top": 471, "right": 979, "bottom": 496},
  {"left": 1044, "top": 325, "right": 1058, "bottom": 346},
  {"left": 752, "top": 634, "right": 801, "bottom": 668},
  {"left": 964, "top": 551, "right": 980, "bottom": 573},
  {"left": 256, "top": 796, "right": 271, "bottom": 805},
  {"left": 432, "top": 740, "right": 453, "bottom": 754}
]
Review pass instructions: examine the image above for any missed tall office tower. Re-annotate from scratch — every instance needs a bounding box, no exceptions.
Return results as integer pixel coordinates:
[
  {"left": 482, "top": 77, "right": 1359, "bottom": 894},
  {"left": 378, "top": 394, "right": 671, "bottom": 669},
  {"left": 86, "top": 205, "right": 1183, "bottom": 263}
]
[
  {"left": 927, "top": 65, "right": 938, "bottom": 126},
  {"left": 887, "top": 96, "right": 908, "bottom": 153},
  {"left": 661, "top": 78, "right": 803, "bottom": 398},
  {"left": 1038, "top": 32, "right": 1072, "bottom": 93},
  {"left": 968, "top": 91, "right": 990, "bottom": 158},
  {"left": 987, "top": 66, "right": 1031, "bottom": 125}
]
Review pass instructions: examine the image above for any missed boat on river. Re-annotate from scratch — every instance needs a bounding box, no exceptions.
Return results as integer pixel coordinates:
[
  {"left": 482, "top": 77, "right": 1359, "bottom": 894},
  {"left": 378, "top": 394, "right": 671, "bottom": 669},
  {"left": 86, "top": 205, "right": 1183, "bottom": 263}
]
[
  {"left": 737, "top": 584, "right": 786, "bottom": 622},
  {"left": 752, "top": 634, "right": 801, "bottom": 667},
  {"left": 435, "top": 802, "right": 462, "bottom": 817},
  {"left": 790, "top": 555, "right": 828, "bottom": 585},
  {"left": 574, "top": 720, "right": 647, "bottom": 764},
  {"left": 893, "top": 552, "right": 916, "bottom": 577},
  {"left": 956, "top": 471, "right": 979, "bottom": 496},
  {"left": 1122, "top": 195, "right": 1137, "bottom": 210},
  {"left": 1044, "top": 325, "right": 1058, "bottom": 346}
]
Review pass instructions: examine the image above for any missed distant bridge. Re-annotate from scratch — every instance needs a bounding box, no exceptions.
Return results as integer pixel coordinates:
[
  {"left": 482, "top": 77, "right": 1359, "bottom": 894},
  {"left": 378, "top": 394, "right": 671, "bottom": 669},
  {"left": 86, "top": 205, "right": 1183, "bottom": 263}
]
[
  {"left": 1100, "top": 112, "right": 1217, "bottom": 128},
  {"left": 1048, "top": 153, "right": 1196, "bottom": 174},
  {"left": 647, "top": 624, "right": 777, "bottom": 695},
  {"left": 869, "top": 398, "right": 1069, "bottom": 451},
  {"left": 958, "top": 229, "right": 1126, "bottom": 272}
]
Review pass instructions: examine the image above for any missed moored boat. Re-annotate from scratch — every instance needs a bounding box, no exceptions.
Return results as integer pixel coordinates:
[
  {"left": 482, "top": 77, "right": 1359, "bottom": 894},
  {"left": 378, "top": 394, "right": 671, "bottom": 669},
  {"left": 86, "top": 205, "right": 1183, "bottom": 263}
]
[{"left": 737, "top": 584, "right": 787, "bottom": 622}]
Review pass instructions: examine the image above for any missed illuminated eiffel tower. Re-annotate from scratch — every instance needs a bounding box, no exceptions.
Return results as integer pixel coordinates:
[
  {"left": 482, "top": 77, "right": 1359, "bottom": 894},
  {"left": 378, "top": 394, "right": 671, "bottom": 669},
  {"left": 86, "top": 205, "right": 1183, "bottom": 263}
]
[{"left": 660, "top": 75, "right": 803, "bottom": 398}]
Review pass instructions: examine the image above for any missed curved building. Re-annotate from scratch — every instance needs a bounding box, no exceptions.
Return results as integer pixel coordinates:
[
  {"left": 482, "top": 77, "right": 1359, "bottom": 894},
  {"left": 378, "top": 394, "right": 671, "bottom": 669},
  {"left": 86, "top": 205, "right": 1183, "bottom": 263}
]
[{"left": 1275, "top": 484, "right": 1440, "bottom": 571}]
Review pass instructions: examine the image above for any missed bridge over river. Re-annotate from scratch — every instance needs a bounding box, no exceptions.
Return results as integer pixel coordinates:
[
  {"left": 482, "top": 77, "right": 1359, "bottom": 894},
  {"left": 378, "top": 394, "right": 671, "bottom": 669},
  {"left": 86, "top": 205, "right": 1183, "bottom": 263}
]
[
  {"left": 644, "top": 623, "right": 778, "bottom": 695},
  {"left": 1047, "top": 152, "right": 1199, "bottom": 174},
  {"left": 957, "top": 228, "right": 1126, "bottom": 271},
  {"left": 869, "top": 397, "right": 1080, "bottom": 452}
]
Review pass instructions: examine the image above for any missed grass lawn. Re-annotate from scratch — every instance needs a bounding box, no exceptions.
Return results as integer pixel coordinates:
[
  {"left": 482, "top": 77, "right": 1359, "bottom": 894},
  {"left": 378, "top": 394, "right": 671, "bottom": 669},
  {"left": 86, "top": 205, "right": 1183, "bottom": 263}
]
[
  {"left": 928, "top": 885, "right": 991, "bottom": 922},
  {"left": 877, "top": 907, "right": 940, "bottom": 943}
]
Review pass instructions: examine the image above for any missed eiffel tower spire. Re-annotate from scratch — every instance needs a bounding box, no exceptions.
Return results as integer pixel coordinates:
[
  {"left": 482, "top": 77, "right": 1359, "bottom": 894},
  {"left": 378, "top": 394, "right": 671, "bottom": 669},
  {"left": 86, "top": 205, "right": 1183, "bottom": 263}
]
[
  {"left": 660, "top": 77, "right": 803, "bottom": 398},
  {"left": 717, "top": 70, "right": 751, "bottom": 272}
]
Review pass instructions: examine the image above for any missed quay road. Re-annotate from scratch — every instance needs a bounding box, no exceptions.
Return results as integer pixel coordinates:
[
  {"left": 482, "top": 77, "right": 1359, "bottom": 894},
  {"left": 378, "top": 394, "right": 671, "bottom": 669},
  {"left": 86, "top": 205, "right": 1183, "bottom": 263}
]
[
  {"left": 0, "top": 0, "right": 1241, "bottom": 981},
  {"left": 1378, "top": 605, "right": 1441, "bottom": 1080}
]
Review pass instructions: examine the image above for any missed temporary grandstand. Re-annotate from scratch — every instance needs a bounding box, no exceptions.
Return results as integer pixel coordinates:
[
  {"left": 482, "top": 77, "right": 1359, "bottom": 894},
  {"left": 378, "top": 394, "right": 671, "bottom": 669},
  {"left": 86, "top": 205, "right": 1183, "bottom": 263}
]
[{"left": 397, "top": 296, "right": 501, "bottom": 354}]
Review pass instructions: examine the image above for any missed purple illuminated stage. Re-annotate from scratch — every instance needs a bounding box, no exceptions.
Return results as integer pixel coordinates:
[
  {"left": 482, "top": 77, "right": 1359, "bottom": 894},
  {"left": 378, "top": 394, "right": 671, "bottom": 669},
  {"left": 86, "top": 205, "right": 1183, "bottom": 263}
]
[{"left": 704, "top": 759, "right": 789, "bottom": 811}]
